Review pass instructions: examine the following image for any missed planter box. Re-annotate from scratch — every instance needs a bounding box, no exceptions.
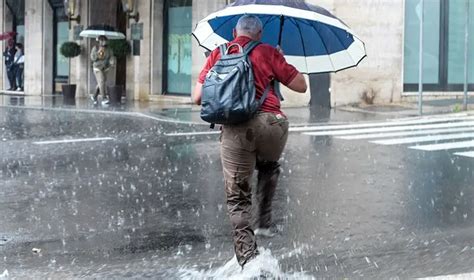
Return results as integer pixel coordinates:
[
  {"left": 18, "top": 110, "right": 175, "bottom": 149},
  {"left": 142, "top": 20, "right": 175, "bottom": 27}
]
[{"left": 62, "top": 84, "right": 77, "bottom": 105}]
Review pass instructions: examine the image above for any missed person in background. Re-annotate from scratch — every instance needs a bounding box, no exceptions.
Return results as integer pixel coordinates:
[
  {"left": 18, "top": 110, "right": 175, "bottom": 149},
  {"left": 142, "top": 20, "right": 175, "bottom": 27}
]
[
  {"left": 13, "top": 43, "right": 24, "bottom": 92},
  {"left": 3, "top": 38, "right": 16, "bottom": 90},
  {"left": 90, "top": 35, "right": 115, "bottom": 105}
]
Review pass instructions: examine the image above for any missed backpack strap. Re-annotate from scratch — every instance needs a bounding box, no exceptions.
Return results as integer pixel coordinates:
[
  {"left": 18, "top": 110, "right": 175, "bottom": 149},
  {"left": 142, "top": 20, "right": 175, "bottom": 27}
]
[
  {"left": 218, "top": 44, "right": 227, "bottom": 56},
  {"left": 244, "top": 41, "right": 261, "bottom": 55},
  {"left": 257, "top": 80, "right": 273, "bottom": 107},
  {"left": 274, "top": 82, "right": 284, "bottom": 101}
]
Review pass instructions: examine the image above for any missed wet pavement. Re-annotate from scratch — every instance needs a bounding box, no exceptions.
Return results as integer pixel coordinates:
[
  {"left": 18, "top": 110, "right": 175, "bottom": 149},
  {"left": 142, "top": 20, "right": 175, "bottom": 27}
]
[{"left": 0, "top": 98, "right": 474, "bottom": 279}]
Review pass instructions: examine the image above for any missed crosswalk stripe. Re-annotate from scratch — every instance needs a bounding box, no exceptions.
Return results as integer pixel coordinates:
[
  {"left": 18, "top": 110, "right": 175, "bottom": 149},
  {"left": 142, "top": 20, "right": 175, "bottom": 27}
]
[
  {"left": 417, "top": 272, "right": 474, "bottom": 279},
  {"left": 409, "top": 140, "right": 474, "bottom": 151},
  {"left": 339, "top": 126, "right": 474, "bottom": 140},
  {"left": 304, "top": 121, "right": 474, "bottom": 136},
  {"left": 371, "top": 132, "right": 474, "bottom": 145},
  {"left": 291, "top": 115, "right": 474, "bottom": 132},
  {"left": 454, "top": 151, "right": 474, "bottom": 158}
]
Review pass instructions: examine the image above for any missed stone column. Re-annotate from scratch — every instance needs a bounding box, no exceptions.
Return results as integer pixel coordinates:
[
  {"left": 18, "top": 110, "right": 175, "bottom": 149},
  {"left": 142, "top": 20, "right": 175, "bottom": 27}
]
[
  {"left": 125, "top": 0, "right": 152, "bottom": 101},
  {"left": 0, "top": 0, "right": 4, "bottom": 91},
  {"left": 69, "top": 0, "right": 90, "bottom": 98},
  {"left": 24, "top": 0, "right": 53, "bottom": 96},
  {"left": 150, "top": 0, "right": 163, "bottom": 95},
  {"left": 191, "top": 0, "right": 227, "bottom": 91},
  {"left": 2, "top": 1, "right": 13, "bottom": 90}
]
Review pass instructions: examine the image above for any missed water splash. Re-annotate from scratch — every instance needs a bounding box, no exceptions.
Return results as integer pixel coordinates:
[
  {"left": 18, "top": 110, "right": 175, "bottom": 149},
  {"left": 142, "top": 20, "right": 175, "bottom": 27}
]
[{"left": 177, "top": 248, "right": 314, "bottom": 280}]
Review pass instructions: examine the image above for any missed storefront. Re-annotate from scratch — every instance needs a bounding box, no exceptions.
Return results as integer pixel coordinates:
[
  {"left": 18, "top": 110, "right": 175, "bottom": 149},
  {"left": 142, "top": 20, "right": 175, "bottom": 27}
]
[
  {"left": 163, "top": 0, "right": 192, "bottom": 95},
  {"left": 404, "top": 0, "right": 474, "bottom": 92}
]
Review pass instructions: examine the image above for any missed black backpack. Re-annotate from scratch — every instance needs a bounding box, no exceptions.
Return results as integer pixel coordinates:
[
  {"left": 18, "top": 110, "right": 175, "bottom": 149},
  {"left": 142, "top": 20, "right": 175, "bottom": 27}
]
[{"left": 200, "top": 41, "right": 273, "bottom": 126}]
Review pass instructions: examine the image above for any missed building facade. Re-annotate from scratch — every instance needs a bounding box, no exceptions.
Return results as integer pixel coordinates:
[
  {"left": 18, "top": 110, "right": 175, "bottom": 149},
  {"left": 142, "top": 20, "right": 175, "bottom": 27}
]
[{"left": 1, "top": 0, "right": 472, "bottom": 107}]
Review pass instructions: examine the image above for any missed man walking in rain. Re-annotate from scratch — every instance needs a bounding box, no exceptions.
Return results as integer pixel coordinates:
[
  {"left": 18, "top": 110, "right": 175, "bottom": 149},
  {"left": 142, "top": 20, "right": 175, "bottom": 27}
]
[
  {"left": 193, "top": 15, "right": 307, "bottom": 267},
  {"left": 3, "top": 38, "right": 16, "bottom": 91},
  {"left": 90, "top": 35, "right": 114, "bottom": 105}
]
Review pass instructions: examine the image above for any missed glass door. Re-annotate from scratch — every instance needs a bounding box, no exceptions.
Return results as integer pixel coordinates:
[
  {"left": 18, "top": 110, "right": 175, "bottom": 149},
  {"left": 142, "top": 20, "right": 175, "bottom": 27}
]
[{"left": 164, "top": 0, "right": 192, "bottom": 95}]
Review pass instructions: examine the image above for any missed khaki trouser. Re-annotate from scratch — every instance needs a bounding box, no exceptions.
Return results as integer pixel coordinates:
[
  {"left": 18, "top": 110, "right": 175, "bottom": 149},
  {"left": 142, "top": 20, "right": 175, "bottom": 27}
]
[
  {"left": 93, "top": 68, "right": 107, "bottom": 99},
  {"left": 220, "top": 112, "right": 289, "bottom": 266}
]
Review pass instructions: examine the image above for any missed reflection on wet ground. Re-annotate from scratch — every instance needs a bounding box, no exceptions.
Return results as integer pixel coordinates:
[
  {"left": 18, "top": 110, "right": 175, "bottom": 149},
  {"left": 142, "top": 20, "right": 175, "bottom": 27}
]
[{"left": 0, "top": 104, "right": 473, "bottom": 279}]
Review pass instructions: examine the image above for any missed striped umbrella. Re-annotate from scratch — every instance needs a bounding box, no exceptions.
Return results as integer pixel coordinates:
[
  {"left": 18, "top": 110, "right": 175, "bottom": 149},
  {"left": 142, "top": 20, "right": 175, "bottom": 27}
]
[{"left": 193, "top": 0, "right": 366, "bottom": 74}]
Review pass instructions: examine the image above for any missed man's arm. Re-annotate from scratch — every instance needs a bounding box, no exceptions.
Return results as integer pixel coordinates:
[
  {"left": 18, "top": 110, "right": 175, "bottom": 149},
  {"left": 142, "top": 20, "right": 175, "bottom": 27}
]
[
  {"left": 90, "top": 46, "right": 98, "bottom": 62},
  {"left": 271, "top": 47, "right": 308, "bottom": 93},
  {"left": 192, "top": 82, "right": 203, "bottom": 105},
  {"left": 286, "top": 73, "right": 307, "bottom": 93},
  {"left": 193, "top": 50, "right": 219, "bottom": 105}
]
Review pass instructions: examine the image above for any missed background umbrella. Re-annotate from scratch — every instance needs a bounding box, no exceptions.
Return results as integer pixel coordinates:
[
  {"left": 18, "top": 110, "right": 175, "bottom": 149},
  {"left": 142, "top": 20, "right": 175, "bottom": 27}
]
[
  {"left": 0, "top": 32, "right": 16, "bottom": 41},
  {"left": 80, "top": 24, "right": 125, "bottom": 40},
  {"left": 193, "top": 0, "right": 366, "bottom": 74}
]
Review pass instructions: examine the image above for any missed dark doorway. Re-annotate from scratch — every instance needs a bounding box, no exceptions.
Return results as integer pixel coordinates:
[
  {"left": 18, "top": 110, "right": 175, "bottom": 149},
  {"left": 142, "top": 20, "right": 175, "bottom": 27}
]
[
  {"left": 163, "top": 0, "right": 193, "bottom": 95},
  {"left": 89, "top": 0, "right": 127, "bottom": 96},
  {"left": 5, "top": 0, "right": 25, "bottom": 43}
]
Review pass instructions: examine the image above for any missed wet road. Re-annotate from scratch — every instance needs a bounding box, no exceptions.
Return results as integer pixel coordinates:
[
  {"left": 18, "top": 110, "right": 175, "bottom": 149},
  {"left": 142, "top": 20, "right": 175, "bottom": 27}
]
[{"left": 0, "top": 104, "right": 473, "bottom": 279}]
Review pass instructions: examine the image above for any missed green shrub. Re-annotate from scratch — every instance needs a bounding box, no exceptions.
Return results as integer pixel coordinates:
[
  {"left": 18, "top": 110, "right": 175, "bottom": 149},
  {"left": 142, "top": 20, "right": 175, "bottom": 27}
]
[
  {"left": 108, "top": 39, "right": 130, "bottom": 59},
  {"left": 60, "top": 41, "right": 81, "bottom": 58}
]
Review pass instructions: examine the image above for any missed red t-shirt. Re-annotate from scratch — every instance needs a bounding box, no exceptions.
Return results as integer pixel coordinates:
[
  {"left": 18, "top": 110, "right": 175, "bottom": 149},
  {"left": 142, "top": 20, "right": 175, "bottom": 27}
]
[{"left": 198, "top": 36, "right": 299, "bottom": 115}]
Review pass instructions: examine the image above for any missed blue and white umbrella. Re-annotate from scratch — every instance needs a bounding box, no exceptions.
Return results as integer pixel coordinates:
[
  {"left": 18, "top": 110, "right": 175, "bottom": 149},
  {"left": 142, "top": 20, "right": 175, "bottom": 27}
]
[{"left": 193, "top": 0, "right": 366, "bottom": 74}]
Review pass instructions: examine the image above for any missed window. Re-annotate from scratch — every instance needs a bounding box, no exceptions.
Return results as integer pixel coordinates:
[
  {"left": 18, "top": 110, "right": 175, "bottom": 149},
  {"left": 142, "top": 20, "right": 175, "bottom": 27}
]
[
  {"left": 404, "top": 0, "right": 474, "bottom": 91},
  {"left": 164, "top": 0, "right": 193, "bottom": 95},
  {"left": 56, "top": 21, "right": 70, "bottom": 78}
]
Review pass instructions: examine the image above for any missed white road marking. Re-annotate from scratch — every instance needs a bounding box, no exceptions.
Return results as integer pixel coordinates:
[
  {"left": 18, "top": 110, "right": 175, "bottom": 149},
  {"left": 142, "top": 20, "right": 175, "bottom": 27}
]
[
  {"left": 339, "top": 127, "right": 474, "bottom": 140},
  {"left": 417, "top": 272, "right": 474, "bottom": 279},
  {"left": 291, "top": 115, "right": 474, "bottom": 132},
  {"left": 304, "top": 121, "right": 474, "bottom": 136},
  {"left": 409, "top": 140, "right": 474, "bottom": 151},
  {"left": 454, "top": 151, "right": 474, "bottom": 158},
  {"left": 33, "top": 137, "right": 114, "bottom": 145},
  {"left": 372, "top": 132, "right": 474, "bottom": 145},
  {"left": 165, "top": 119, "right": 474, "bottom": 138},
  {"left": 165, "top": 131, "right": 220, "bottom": 137}
]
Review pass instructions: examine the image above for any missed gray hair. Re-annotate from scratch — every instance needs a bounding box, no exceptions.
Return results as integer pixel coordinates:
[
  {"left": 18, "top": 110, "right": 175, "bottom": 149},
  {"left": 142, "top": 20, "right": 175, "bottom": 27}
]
[{"left": 236, "top": 15, "right": 263, "bottom": 36}]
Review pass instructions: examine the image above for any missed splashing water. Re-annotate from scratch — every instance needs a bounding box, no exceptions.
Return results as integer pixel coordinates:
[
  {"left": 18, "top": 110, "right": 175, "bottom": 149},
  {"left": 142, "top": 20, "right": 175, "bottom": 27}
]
[{"left": 177, "top": 248, "right": 314, "bottom": 280}]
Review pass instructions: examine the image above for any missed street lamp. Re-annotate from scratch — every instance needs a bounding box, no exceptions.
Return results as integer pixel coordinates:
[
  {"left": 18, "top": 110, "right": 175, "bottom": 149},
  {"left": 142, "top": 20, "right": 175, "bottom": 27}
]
[
  {"left": 64, "top": 0, "right": 80, "bottom": 29},
  {"left": 121, "top": 0, "right": 140, "bottom": 27}
]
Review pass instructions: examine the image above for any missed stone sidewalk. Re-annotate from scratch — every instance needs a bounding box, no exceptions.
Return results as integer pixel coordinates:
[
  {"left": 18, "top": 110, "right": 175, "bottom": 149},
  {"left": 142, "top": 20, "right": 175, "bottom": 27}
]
[{"left": 1, "top": 93, "right": 473, "bottom": 123}]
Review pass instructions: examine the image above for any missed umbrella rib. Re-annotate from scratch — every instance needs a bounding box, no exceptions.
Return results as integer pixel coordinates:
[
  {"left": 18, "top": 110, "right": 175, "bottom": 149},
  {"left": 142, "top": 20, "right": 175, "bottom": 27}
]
[
  {"left": 193, "top": 14, "right": 239, "bottom": 50},
  {"left": 204, "top": 15, "right": 240, "bottom": 46},
  {"left": 290, "top": 18, "right": 309, "bottom": 73},
  {"left": 319, "top": 23, "right": 357, "bottom": 67},
  {"left": 262, "top": 15, "right": 277, "bottom": 35},
  {"left": 308, "top": 22, "right": 336, "bottom": 72}
]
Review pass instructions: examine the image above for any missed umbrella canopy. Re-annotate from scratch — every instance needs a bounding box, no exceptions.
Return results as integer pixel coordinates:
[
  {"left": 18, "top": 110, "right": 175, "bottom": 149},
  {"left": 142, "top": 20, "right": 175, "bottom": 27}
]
[
  {"left": 79, "top": 24, "right": 125, "bottom": 40},
  {"left": 193, "top": 0, "right": 366, "bottom": 74},
  {"left": 0, "top": 31, "right": 16, "bottom": 41}
]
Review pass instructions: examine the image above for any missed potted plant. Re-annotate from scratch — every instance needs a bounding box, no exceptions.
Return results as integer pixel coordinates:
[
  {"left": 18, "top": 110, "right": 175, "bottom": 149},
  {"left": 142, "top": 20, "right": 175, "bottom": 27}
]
[
  {"left": 108, "top": 39, "right": 130, "bottom": 59},
  {"left": 59, "top": 41, "right": 81, "bottom": 104},
  {"left": 107, "top": 39, "right": 130, "bottom": 105}
]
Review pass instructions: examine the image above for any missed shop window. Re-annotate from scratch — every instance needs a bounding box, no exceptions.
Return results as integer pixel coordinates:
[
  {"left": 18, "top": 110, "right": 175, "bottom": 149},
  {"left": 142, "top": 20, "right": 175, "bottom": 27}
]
[
  {"left": 164, "top": 0, "right": 193, "bottom": 95},
  {"left": 404, "top": 0, "right": 474, "bottom": 91}
]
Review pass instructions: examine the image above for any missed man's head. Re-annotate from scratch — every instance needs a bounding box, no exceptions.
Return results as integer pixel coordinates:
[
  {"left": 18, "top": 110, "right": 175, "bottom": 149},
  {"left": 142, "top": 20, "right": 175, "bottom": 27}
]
[
  {"left": 97, "top": 35, "right": 108, "bottom": 47},
  {"left": 233, "top": 15, "right": 263, "bottom": 41},
  {"left": 7, "top": 38, "right": 14, "bottom": 48}
]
